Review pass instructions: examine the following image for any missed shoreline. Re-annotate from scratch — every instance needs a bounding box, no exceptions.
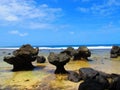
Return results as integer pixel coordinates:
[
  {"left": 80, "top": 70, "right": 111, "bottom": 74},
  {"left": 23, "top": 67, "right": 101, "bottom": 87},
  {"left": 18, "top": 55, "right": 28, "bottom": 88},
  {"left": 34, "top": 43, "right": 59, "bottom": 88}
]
[
  {"left": 0, "top": 48, "right": 120, "bottom": 89},
  {"left": 0, "top": 46, "right": 112, "bottom": 50}
]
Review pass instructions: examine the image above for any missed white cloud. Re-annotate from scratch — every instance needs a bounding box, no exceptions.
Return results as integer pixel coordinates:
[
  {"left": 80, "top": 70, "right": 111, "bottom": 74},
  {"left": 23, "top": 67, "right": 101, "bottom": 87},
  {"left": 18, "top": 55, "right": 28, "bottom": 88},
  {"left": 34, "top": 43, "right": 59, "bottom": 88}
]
[
  {"left": 9, "top": 30, "right": 28, "bottom": 37},
  {"left": 77, "top": 0, "right": 120, "bottom": 16},
  {"left": 5, "top": 15, "right": 19, "bottom": 21},
  {"left": 29, "top": 23, "right": 53, "bottom": 29},
  {"left": 28, "top": 22, "right": 69, "bottom": 31},
  {"left": 77, "top": 7, "right": 89, "bottom": 13},
  {"left": 107, "top": 0, "right": 120, "bottom": 6},
  {"left": 96, "top": 22, "right": 120, "bottom": 34},
  {"left": 0, "top": 0, "right": 63, "bottom": 28},
  {"left": 69, "top": 31, "right": 75, "bottom": 35},
  {"left": 19, "top": 33, "right": 28, "bottom": 37}
]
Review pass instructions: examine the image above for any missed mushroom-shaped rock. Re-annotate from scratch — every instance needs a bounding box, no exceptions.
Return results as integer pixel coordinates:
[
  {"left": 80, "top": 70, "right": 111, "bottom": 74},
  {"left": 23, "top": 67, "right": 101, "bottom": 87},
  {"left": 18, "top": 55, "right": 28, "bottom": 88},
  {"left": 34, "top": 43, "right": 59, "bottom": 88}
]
[
  {"left": 60, "top": 47, "right": 77, "bottom": 57},
  {"left": 73, "top": 46, "right": 91, "bottom": 60},
  {"left": 48, "top": 52, "right": 70, "bottom": 74},
  {"left": 13, "top": 44, "right": 39, "bottom": 56},
  {"left": 36, "top": 56, "right": 46, "bottom": 63},
  {"left": 110, "top": 46, "right": 120, "bottom": 58},
  {"left": 4, "top": 44, "right": 39, "bottom": 71}
]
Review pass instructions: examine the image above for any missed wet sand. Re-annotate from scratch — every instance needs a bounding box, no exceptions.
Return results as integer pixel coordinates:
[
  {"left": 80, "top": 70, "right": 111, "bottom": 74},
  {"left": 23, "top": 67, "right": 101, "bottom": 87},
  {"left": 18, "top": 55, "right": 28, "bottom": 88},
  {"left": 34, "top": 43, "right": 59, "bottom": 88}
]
[{"left": 0, "top": 49, "right": 120, "bottom": 90}]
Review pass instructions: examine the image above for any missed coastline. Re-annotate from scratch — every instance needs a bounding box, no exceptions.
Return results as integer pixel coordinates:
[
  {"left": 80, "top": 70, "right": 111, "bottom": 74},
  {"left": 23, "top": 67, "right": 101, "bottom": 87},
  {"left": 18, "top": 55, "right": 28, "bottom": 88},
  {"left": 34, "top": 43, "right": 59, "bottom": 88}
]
[
  {"left": 0, "top": 44, "right": 117, "bottom": 50},
  {"left": 0, "top": 45, "right": 120, "bottom": 89}
]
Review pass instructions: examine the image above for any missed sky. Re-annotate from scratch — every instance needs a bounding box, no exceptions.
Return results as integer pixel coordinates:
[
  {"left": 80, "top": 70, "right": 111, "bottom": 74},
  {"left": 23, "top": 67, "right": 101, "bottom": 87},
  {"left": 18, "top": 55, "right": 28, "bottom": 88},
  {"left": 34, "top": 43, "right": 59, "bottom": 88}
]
[{"left": 0, "top": 0, "right": 120, "bottom": 46}]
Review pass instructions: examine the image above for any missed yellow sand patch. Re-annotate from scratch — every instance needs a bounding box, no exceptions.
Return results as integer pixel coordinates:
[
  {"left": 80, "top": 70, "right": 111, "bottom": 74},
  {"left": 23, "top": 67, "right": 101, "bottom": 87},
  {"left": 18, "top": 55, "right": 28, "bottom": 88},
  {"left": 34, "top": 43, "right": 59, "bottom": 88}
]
[
  {"left": 1, "top": 60, "right": 90, "bottom": 89},
  {"left": 39, "top": 74, "right": 81, "bottom": 90},
  {"left": 3, "top": 71, "right": 49, "bottom": 89},
  {"left": 65, "top": 59, "right": 90, "bottom": 71},
  {"left": 111, "top": 56, "right": 120, "bottom": 61}
]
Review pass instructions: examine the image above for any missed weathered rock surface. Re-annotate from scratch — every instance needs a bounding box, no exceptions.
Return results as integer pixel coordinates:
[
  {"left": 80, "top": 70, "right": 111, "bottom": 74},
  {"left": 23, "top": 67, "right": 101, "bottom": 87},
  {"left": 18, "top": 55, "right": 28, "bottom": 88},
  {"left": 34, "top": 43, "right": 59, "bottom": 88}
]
[
  {"left": 67, "top": 71, "right": 82, "bottom": 82},
  {"left": 60, "top": 47, "right": 77, "bottom": 57},
  {"left": 79, "top": 68, "right": 99, "bottom": 80},
  {"left": 4, "top": 44, "right": 39, "bottom": 71},
  {"left": 73, "top": 46, "right": 91, "bottom": 60},
  {"left": 109, "top": 73, "right": 120, "bottom": 90},
  {"left": 67, "top": 68, "right": 111, "bottom": 90},
  {"left": 36, "top": 56, "right": 46, "bottom": 63},
  {"left": 110, "top": 46, "right": 120, "bottom": 58},
  {"left": 78, "top": 79, "right": 105, "bottom": 90},
  {"left": 79, "top": 68, "right": 110, "bottom": 88},
  {"left": 47, "top": 52, "right": 70, "bottom": 74}
]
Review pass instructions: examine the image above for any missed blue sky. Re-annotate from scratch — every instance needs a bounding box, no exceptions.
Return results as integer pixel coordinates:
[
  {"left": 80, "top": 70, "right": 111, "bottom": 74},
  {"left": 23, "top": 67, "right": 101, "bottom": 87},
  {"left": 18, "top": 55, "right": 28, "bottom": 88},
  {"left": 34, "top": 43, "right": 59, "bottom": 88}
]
[{"left": 0, "top": 0, "right": 120, "bottom": 46}]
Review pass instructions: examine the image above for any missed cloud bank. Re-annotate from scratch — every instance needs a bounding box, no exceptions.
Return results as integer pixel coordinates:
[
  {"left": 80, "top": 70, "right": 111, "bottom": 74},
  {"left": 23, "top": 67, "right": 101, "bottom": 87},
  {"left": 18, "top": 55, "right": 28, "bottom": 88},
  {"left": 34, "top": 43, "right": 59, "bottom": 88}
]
[
  {"left": 9, "top": 30, "right": 28, "bottom": 37},
  {"left": 0, "top": 0, "right": 63, "bottom": 29},
  {"left": 77, "top": 0, "right": 120, "bottom": 16}
]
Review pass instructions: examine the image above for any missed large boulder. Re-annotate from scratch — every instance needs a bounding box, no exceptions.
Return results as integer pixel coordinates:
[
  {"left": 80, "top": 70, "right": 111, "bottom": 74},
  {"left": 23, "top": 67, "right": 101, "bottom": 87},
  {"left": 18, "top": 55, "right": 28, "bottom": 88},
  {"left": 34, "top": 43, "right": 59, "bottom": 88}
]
[
  {"left": 47, "top": 52, "right": 70, "bottom": 74},
  {"left": 60, "top": 47, "right": 77, "bottom": 57},
  {"left": 109, "top": 74, "right": 120, "bottom": 90},
  {"left": 36, "top": 56, "right": 46, "bottom": 63},
  {"left": 78, "top": 79, "right": 105, "bottom": 90},
  {"left": 79, "top": 68, "right": 99, "bottom": 80},
  {"left": 73, "top": 46, "right": 91, "bottom": 60},
  {"left": 79, "top": 68, "right": 110, "bottom": 80},
  {"left": 110, "top": 46, "right": 120, "bottom": 58},
  {"left": 4, "top": 44, "right": 39, "bottom": 71},
  {"left": 78, "top": 68, "right": 110, "bottom": 90},
  {"left": 67, "top": 71, "right": 82, "bottom": 82}
]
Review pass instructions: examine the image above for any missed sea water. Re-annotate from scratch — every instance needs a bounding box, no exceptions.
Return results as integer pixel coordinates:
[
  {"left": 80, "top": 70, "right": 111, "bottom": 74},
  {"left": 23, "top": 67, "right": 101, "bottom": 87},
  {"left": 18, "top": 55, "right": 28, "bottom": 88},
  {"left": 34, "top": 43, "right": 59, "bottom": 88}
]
[{"left": 0, "top": 44, "right": 120, "bottom": 89}]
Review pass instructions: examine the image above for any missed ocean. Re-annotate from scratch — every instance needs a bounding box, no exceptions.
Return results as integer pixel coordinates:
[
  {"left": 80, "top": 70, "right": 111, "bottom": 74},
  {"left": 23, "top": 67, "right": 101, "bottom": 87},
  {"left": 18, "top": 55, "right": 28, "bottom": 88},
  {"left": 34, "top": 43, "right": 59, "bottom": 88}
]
[
  {"left": 0, "top": 44, "right": 120, "bottom": 89},
  {"left": 0, "top": 44, "right": 119, "bottom": 50}
]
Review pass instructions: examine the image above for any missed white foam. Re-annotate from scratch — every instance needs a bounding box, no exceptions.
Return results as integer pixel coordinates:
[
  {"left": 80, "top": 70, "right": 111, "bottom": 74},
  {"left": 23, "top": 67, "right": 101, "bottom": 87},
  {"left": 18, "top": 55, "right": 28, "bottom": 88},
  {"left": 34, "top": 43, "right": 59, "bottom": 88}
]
[
  {"left": 87, "top": 46, "right": 112, "bottom": 49},
  {"left": 0, "top": 47, "right": 19, "bottom": 49},
  {"left": 38, "top": 47, "right": 67, "bottom": 50},
  {"left": 0, "top": 46, "right": 112, "bottom": 50},
  {"left": 38, "top": 46, "right": 112, "bottom": 50}
]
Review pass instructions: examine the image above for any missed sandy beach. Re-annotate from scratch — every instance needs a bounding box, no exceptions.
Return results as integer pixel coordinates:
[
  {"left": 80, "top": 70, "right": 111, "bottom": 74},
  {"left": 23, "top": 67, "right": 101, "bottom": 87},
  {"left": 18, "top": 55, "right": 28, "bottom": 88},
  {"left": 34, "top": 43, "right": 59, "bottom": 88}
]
[{"left": 0, "top": 49, "right": 120, "bottom": 90}]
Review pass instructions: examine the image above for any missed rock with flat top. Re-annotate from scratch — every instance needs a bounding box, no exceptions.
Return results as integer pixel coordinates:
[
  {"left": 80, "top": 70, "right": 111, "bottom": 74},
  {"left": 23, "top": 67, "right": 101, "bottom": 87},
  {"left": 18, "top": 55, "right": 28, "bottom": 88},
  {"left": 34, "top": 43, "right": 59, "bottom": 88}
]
[
  {"left": 48, "top": 52, "right": 70, "bottom": 74},
  {"left": 60, "top": 47, "right": 77, "bottom": 57},
  {"left": 73, "top": 46, "right": 91, "bottom": 60},
  {"left": 110, "top": 46, "right": 120, "bottom": 58},
  {"left": 36, "top": 56, "right": 46, "bottom": 63},
  {"left": 4, "top": 44, "right": 39, "bottom": 71}
]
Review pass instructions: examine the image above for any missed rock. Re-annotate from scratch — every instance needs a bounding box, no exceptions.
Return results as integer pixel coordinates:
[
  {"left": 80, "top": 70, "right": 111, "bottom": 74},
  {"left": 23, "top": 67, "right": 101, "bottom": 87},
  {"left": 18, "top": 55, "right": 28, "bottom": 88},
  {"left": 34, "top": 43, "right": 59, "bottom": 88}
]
[
  {"left": 67, "top": 71, "right": 82, "bottom": 82},
  {"left": 98, "top": 71, "right": 111, "bottom": 78},
  {"left": 95, "top": 75, "right": 109, "bottom": 89},
  {"left": 36, "top": 56, "right": 46, "bottom": 63},
  {"left": 13, "top": 44, "right": 39, "bottom": 56},
  {"left": 73, "top": 46, "right": 91, "bottom": 60},
  {"left": 3, "top": 44, "right": 39, "bottom": 71},
  {"left": 79, "top": 68, "right": 110, "bottom": 89},
  {"left": 60, "top": 47, "right": 77, "bottom": 57},
  {"left": 79, "top": 68, "right": 99, "bottom": 80},
  {"left": 110, "top": 46, "right": 120, "bottom": 58},
  {"left": 47, "top": 52, "right": 70, "bottom": 74},
  {"left": 79, "top": 68, "right": 110, "bottom": 79},
  {"left": 78, "top": 79, "right": 105, "bottom": 90},
  {"left": 110, "top": 73, "right": 120, "bottom": 78},
  {"left": 8, "top": 53, "right": 11, "bottom": 55},
  {"left": 109, "top": 74, "right": 120, "bottom": 90}
]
